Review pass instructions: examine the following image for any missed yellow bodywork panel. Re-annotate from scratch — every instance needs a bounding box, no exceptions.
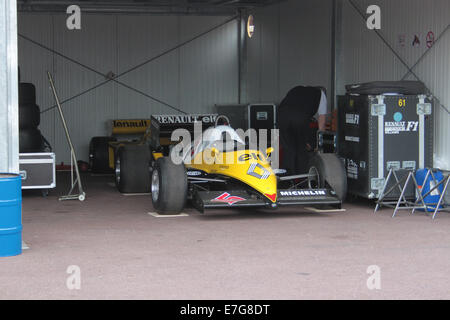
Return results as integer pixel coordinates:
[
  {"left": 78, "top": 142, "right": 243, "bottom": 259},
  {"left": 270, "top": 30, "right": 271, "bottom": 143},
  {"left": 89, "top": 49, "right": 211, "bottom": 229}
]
[
  {"left": 108, "top": 146, "right": 115, "bottom": 169},
  {"left": 152, "top": 152, "right": 164, "bottom": 160},
  {"left": 187, "top": 149, "right": 278, "bottom": 203},
  {"left": 111, "top": 119, "right": 150, "bottom": 135}
]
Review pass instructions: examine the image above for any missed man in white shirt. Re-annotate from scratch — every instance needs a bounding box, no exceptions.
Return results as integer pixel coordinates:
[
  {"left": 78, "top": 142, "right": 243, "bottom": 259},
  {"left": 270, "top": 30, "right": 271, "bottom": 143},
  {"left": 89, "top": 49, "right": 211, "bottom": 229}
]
[{"left": 316, "top": 87, "right": 328, "bottom": 132}]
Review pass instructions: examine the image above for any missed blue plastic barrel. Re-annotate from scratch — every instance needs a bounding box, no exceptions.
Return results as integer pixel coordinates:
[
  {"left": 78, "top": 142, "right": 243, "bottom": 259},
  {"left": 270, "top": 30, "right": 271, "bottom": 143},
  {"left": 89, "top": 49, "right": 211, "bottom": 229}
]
[
  {"left": 0, "top": 173, "right": 22, "bottom": 257},
  {"left": 416, "top": 169, "right": 444, "bottom": 212}
]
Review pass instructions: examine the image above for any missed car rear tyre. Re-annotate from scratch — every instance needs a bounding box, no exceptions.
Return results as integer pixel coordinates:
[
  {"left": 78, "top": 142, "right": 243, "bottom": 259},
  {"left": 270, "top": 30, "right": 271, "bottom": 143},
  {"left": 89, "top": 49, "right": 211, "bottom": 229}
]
[
  {"left": 19, "top": 104, "right": 40, "bottom": 129},
  {"left": 19, "top": 83, "right": 36, "bottom": 105},
  {"left": 115, "top": 145, "right": 151, "bottom": 193},
  {"left": 89, "top": 136, "right": 116, "bottom": 173},
  {"left": 151, "top": 157, "right": 187, "bottom": 215},
  {"left": 19, "top": 128, "right": 44, "bottom": 153},
  {"left": 309, "top": 153, "right": 347, "bottom": 201}
]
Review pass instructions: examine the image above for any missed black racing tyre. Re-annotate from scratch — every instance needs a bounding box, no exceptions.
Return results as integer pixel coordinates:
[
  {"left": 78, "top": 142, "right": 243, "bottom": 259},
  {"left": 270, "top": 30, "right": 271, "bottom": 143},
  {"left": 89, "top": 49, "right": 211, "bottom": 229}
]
[
  {"left": 115, "top": 145, "right": 151, "bottom": 193},
  {"left": 19, "top": 128, "right": 44, "bottom": 153},
  {"left": 151, "top": 157, "right": 187, "bottom": 215},
  {"left": 19, "top": 83, "right": 36, "bottom": 105},
  {"left": 89, "top": 136, "right": 116, "bottom": 173},
  {"left": 19, "top": 104, "right": 40, "bottom": 129},
  {"left": 309, "top": 153, "right": 347, "bottom": 201},
  {"left": 41, "top": 134, "right": 53, "bottom": 152}
]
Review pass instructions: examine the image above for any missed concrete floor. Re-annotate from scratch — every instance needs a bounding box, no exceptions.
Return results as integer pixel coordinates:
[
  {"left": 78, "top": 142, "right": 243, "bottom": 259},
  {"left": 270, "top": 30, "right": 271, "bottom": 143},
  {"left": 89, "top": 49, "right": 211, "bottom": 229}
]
[{"left": 1, "top": 172, "right": 450, "bottom": 300}]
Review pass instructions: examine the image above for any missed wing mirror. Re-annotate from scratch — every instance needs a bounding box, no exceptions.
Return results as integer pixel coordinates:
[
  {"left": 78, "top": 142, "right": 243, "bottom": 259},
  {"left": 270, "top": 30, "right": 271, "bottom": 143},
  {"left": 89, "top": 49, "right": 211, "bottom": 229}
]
[{"left": 266, "top": 147, "right": 274, "bottom": 157}]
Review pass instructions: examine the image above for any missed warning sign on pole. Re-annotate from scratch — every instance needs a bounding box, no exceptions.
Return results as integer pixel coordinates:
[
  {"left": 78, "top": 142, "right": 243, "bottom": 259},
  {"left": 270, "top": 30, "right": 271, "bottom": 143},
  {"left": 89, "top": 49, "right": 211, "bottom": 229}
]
[{"left": 412, "top": 34, "right": 421, "bottom": 47}]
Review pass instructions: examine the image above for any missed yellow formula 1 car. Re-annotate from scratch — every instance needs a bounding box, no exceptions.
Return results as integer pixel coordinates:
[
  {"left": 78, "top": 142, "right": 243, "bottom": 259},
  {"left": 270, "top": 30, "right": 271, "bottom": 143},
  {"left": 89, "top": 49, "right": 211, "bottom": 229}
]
[{"left": 149, "top": 115, "right": 347, "bottom": 215}]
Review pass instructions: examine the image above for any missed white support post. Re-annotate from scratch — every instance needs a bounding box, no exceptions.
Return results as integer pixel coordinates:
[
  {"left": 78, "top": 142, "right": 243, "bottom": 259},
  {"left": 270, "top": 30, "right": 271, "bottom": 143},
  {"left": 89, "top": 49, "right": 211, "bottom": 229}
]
[{"left": 0, "top": 0, "right": 19, "bottom": 173}]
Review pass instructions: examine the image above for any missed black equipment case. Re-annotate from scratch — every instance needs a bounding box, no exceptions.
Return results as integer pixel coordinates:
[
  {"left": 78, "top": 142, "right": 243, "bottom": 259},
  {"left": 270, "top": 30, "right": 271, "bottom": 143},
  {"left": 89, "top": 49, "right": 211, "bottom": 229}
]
[
  {"left": 215, "top": 103, "right": 277, "bottom": 148},
  {"left": 215, "top": 104, "right": 249, "bottom": 131},
  {"left": 215, "top": 103, "right": 277, "bottom": 132},
  {"left": 19, "top": 153, "right": 56, "bottom": 190},
  {"left": 337, "top": 82, "right": 433, "bottom": 200}
]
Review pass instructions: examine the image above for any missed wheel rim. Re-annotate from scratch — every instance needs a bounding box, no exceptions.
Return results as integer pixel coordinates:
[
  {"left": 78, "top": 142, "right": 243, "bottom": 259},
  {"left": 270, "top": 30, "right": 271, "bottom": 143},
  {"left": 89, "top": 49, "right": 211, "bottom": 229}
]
[
  {"left": 115, "top": 157, "right": 121, "bottom": 185},
  {"left": 151, "top": 170, "right": 160, "bottom": 202},
  {"left": 308, "top": 166, "right": 320, "bottom": 189}
]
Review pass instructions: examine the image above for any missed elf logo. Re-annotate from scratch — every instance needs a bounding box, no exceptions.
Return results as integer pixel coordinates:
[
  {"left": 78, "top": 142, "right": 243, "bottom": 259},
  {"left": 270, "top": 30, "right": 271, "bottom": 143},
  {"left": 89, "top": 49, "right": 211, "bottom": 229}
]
[
  {"left": 212, "top": 193, "right": 246, "bottom": 205},
  {"left": 238, "top": 153, "right": 267, "bottom": 162}
]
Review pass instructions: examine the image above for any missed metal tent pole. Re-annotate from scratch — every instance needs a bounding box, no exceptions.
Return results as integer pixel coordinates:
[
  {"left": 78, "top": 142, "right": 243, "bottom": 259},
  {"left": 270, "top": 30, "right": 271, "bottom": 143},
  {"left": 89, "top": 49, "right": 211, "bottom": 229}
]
[{"left": 47, "top": 72, "right": 85, "bottom": 202}]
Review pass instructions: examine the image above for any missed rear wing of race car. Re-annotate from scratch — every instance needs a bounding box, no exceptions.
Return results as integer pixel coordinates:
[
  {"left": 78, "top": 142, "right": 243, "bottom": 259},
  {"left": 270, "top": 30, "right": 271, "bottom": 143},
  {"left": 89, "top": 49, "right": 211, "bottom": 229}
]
[
  {"left": 111, "top": 119, "right": 151, "bottom": 135},
  {"left": 149, "top": 114, "right": 218, "bottom": 150}
]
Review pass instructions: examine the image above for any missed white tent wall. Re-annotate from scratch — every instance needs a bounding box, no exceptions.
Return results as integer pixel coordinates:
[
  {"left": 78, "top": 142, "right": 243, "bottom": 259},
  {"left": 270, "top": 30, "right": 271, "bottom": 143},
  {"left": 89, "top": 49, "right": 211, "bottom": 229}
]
[
  {"left": 338, "top": 0, "right": 450, "bottom": 170},
  {"left": 245, "top": 0, "right": 333, "bottom": 107},
  {"left": 18, "top": 13, "right": 238, "bottom": 165},
  {"left": 245, "top": 0, "right": 449, "bottom": 172}
]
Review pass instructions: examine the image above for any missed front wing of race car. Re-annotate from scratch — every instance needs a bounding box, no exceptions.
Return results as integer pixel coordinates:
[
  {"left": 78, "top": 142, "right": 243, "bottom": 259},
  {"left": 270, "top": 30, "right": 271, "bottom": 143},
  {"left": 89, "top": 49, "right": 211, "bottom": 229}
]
[{"left": 192, "top": 188, "right": 341, "bottom": 212}]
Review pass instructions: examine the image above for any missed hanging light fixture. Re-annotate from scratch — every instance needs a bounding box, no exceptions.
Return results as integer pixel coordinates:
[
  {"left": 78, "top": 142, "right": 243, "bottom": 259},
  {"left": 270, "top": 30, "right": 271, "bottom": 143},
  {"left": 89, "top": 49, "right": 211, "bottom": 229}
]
[{"left": 247, "top": 15, "right": 255, "bottom": 38}]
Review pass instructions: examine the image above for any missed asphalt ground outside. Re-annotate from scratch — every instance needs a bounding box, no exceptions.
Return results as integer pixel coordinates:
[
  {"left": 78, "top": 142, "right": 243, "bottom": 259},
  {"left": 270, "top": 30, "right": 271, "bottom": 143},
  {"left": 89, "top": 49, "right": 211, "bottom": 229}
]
[{"left": 1, "top": 172, "right": 449, "bottom": 299}]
